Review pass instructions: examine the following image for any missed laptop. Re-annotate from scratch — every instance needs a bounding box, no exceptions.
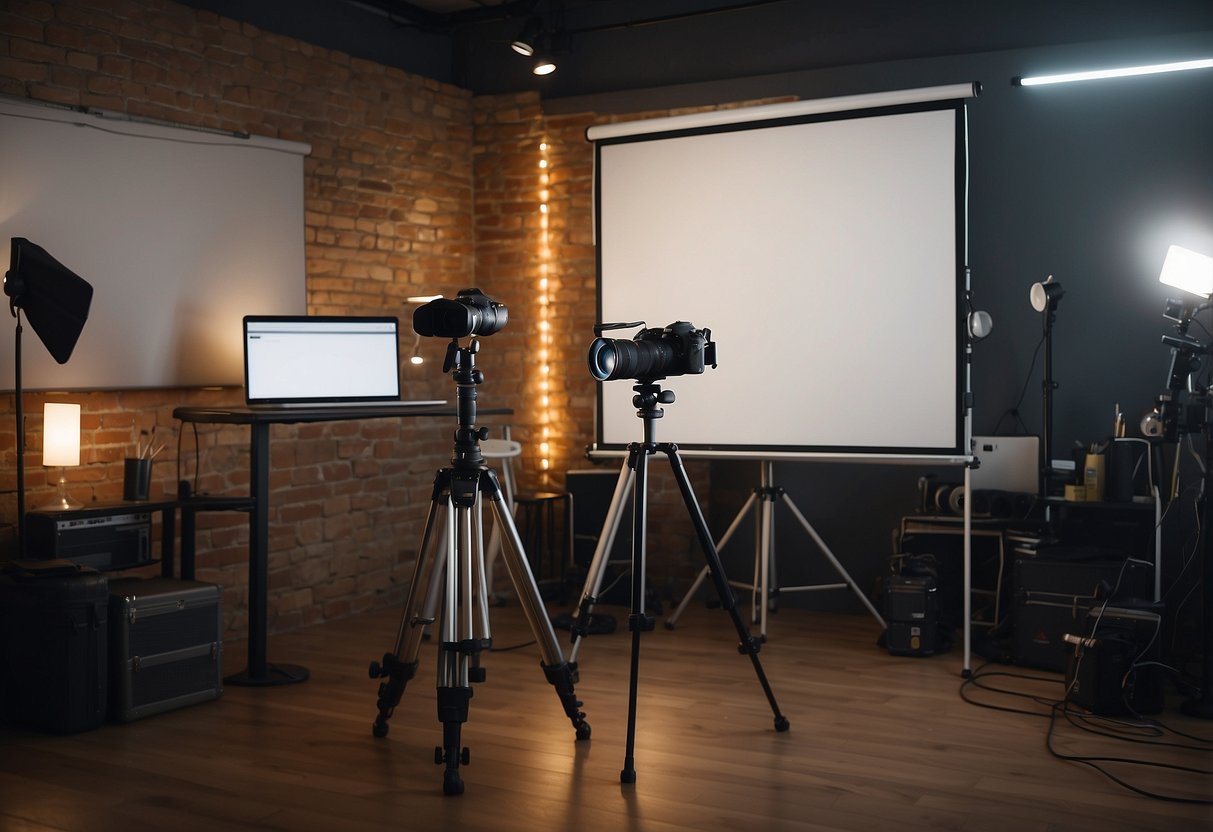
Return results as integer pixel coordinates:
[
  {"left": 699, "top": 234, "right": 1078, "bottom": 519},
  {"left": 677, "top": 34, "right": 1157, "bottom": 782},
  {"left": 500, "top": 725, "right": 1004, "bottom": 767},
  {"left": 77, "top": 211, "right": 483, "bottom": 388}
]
[
  {"left": 970, "top": 435, "right": 1039, "bottom": 495},
  {"left": 243, "top": 315, "right": 445, "bottom": 409}
]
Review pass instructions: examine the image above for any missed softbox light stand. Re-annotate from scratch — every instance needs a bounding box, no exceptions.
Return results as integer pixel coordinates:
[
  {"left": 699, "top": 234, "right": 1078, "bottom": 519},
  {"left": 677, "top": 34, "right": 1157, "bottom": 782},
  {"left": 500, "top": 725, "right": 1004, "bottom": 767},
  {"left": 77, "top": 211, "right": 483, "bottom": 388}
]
[{"left": 4, "top": 237, "right": 93, "bottom": 557}]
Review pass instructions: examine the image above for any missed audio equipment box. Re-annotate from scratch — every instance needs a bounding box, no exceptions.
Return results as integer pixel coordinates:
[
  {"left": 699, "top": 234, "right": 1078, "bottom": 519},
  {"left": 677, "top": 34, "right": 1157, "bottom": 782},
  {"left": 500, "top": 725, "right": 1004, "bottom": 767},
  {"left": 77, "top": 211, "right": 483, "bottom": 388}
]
[
  {"left": 25, "top": 505, "right": 152, "bottom": 572},
  {"left": 883, "top": 575, "right": 939, "bottom": 656}
]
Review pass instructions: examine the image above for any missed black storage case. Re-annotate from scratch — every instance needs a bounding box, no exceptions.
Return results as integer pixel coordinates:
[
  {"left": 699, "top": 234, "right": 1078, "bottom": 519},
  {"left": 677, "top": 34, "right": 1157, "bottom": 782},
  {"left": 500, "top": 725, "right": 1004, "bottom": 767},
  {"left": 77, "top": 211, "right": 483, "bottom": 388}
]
[
  {"left": 107, "top": 576, "right": 223, "bottom": 722},
  {"left": 884, "top": 575, "right": 939, "bottom": 656},
  {"left": 1013, "top": 555, "right": 1152, "bottom": 672},
  {"left": 0, "top": 559, "right": 108, "bottom": 733},
  {"left": 1065, "top": 604, "right": 1164, "bottom": 715}
]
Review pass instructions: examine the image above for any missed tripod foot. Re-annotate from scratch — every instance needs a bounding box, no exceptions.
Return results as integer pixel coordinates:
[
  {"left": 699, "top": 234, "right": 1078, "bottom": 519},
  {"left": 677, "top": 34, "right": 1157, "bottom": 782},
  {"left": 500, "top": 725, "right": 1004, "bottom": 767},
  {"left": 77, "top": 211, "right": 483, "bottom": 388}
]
[
  {"left": 774, "top": 715, "right": 790, "bottom": 732},
  {"left": 620, "top": 767, "right": 636, "bottom": 785},
  {"left": 443, "top": 769, "right": 465, "bottom": 796},
  {"left": 368, "top": 654, "right": 418, "bottom": 739},
  {"left": 663, "top": 620, "right": 676, "bottom": 630},
  {"left": 543, "top": 661, "right": 592, "bottom": 740}
]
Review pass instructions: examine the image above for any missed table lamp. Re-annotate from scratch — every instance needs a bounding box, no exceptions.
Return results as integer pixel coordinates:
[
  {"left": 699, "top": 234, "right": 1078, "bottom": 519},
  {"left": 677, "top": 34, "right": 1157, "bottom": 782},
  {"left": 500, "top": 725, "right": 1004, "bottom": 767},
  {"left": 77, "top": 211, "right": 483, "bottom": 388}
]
[{"left": 42, "top": 401, "right": 82, "bottom": 510}]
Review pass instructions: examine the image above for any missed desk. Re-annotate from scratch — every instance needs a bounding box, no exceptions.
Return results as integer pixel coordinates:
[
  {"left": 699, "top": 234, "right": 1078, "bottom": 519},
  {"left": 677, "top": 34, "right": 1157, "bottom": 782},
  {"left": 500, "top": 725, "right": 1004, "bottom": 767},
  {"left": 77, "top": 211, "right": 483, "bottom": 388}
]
[{"left": 172, "top": 404, "right": 510, "bottom": 687}]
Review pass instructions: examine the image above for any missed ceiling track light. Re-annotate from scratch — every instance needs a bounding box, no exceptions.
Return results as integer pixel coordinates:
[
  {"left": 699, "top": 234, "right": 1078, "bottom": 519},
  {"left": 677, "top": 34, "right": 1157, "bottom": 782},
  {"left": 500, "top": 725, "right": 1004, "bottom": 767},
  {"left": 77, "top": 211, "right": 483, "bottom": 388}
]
[{"left": 510, "top": 16, "right": 542, "bottom": 57}]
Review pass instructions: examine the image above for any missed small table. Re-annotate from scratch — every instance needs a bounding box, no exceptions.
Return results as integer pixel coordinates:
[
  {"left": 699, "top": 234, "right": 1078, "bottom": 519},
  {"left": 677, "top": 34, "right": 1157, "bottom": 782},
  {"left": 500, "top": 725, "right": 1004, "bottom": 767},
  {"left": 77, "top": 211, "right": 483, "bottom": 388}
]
[{"left": 172, "top": 404, "right": 510, "bottom": 687}]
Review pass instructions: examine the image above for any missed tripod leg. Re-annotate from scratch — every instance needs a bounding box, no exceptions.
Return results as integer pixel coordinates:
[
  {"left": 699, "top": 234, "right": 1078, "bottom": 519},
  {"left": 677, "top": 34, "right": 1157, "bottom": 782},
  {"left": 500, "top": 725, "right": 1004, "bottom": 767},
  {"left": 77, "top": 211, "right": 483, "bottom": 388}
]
[
  {"left": 666, "top": 491, "right": 756, "bottom": 629},
  {"left": 486, "top": 482, "right": 591, "bottom": 741},
  {"left": 621, "top": 445, "right": 652, "bottom": 784},
  {"left": 368, "top": 474, "right": 447, "bottom": 737},
  {"left": 665, "top": 448, "right": 790, "bottom": 733},
  {"left": 435, "top": 499, "right": 476, "bottom": 796},
  {"left": 569, "top": 462, "right": 633, "bottom": 664}
]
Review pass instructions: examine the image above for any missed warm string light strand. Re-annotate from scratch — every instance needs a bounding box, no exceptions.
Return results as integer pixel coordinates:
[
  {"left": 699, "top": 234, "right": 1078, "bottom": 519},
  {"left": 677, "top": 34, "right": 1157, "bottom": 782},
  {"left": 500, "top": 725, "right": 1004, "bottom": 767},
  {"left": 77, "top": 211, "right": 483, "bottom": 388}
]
[{"left": 537, "top": 139, "right": 553, "bottom": 481}]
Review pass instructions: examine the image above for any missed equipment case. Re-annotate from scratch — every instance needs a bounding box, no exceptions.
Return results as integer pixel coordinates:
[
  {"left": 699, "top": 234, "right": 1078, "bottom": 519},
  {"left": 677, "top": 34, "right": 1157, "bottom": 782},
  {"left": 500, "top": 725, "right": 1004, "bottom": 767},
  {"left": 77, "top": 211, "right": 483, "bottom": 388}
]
[
  {"left": 107, "top": 576, "right": 223, "bottom": 722},
  {"left": 1013, "top": 555, "right": 1151, "bottom": 672},
  {"left": 0, "top": 559, "right": 108, "bottom": 733}
]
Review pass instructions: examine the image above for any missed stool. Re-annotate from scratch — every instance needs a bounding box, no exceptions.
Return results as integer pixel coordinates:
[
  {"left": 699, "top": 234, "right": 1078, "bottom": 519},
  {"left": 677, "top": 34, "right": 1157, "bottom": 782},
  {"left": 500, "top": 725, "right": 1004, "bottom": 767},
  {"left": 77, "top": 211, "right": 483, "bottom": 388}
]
[{"left": 514, "top": 491, "right": 572, "bottom": 598}]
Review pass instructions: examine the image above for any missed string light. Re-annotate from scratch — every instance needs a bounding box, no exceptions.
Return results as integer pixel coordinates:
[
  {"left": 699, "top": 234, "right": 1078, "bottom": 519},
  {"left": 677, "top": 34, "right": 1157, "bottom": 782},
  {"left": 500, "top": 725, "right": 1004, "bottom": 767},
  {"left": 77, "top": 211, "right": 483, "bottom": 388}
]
[{"left": 536, "top": 137, "right": 554, "bottom": 480}]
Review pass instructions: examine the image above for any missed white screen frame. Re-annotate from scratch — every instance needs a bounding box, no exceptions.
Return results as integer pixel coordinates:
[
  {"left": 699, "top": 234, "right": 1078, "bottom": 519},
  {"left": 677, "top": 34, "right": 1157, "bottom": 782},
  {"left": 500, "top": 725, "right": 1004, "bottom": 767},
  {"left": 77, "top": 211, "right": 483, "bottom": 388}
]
[{"left": 590, "top": 85, "right": 976, "bottom": 461}]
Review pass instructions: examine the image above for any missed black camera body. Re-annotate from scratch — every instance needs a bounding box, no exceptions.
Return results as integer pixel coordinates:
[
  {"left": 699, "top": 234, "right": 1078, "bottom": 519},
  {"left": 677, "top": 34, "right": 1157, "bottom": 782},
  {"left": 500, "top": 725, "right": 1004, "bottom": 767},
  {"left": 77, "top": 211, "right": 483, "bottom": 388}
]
[
  {"left": 413, "top": 288, "right": 507, "bottom": 339},
  {"left": 588, "top": 321, "right": 716, "bottom": 382}
]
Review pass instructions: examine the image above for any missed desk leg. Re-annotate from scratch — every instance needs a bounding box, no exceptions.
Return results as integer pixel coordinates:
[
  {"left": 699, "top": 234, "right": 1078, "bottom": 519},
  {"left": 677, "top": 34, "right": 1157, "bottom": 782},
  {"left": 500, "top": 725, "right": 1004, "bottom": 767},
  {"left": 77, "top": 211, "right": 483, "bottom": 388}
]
[
  {"left": 160, "top": 503, "right": 177, "bottom": 579},
  {"left": 226, "top": 421, "right": 309, "bottom": 687}
]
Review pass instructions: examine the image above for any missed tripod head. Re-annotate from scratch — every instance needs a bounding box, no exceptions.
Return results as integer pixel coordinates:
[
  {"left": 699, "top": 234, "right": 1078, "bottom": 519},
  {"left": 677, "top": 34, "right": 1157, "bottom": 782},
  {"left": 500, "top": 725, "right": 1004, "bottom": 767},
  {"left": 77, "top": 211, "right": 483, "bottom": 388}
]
[{"left": 443, "top": 338, "right": 490, "bottom": 471}]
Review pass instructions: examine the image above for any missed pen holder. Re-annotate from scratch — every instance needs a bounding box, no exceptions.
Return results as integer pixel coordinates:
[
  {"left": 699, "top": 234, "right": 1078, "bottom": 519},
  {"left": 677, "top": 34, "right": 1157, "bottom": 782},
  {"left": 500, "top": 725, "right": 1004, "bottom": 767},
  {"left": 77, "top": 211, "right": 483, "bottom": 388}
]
[
  {"left": 1083, "top": 453, "right": 1105, "bottom": 502},
  {"left": 123, "top": 458, "right": 152, "bottom": 501}
]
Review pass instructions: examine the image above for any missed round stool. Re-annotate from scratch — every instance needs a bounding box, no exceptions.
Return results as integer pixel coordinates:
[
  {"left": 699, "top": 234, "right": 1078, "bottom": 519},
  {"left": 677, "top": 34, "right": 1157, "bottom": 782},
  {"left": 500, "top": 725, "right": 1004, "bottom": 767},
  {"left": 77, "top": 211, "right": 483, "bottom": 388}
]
[{"left": 514, "top": 490, "right": 571, "bottom": 597}]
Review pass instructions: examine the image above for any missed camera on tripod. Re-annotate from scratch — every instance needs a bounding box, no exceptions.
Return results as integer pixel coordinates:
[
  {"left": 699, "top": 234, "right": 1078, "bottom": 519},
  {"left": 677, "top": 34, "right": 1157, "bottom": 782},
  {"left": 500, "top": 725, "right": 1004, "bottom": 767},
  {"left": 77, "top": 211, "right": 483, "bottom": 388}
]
[
  {"left": 413, "top": 288, "right": 507, "bottom": 339},
  {"left": 587, "top": 320, "right": 716, "bottom": 382},
  {"left": 1140, "top": 296, "right": 1211, "bottom": 440}
]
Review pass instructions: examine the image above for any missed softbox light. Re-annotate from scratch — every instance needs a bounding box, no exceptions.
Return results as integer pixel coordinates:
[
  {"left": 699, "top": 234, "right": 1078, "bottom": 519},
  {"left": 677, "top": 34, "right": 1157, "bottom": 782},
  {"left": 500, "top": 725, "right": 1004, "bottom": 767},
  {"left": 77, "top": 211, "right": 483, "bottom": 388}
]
[
  {"left": 5, "top": 237, "right": 93, "bottom": 364},
  {"left": 4, "top": 236, "right": 93, "bottom": 556}
]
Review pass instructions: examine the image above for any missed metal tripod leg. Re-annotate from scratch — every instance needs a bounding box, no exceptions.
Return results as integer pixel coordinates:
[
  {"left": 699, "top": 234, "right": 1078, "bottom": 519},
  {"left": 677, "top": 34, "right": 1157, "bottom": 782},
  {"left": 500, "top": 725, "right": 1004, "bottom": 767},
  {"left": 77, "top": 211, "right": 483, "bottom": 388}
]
[
  {"left": 369, "top": 473, "right": 448, "bottom": 740},
  {"left": 665, "top": 490, "right": 757, "bottom": 629},
  {"left": 775, "top": 490, "right": 887, "bottom": 628},
  {"left": 568, "top": 461, "right": 634, "bottom": 665},
  {"left": 620, "top": 442, "right": 789, "bottom": 785},
  {"left": 669, "top": 462, "right": 887, "bottom": 639},
  {"left": 369, "top": 466, "right": 589, "bottom": 796}
]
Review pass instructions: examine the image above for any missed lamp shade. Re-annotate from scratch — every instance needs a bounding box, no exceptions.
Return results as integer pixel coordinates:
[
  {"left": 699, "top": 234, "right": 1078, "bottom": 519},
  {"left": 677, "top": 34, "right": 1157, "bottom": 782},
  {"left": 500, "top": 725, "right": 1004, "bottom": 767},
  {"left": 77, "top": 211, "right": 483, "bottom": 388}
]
[
  {"left": 5, "top": 237, "right": 94, "bottom": 364},
  {"left": 1159, "top": 244, "right": 1213, "bottom": 298},
  {"left": 1029, "top": 275, "right": 1064, "bottom": 312},
  {"left": 42, "top": 402, "right": 80, "bottom": 467}
]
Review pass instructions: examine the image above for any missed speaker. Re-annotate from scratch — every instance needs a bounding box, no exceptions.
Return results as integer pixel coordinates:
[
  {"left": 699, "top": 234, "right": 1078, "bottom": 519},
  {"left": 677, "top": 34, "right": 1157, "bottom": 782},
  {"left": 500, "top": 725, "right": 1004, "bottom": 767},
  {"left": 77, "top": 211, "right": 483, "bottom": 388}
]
[
  {"left": 1065, "top": 604, "right": 1163, "bottom": 715},
  {"left": 883, "top": 575, "right": 938, "bottom": 656},
  {"left": 1013, "top": 556, "right": 1152, "bottom": 672}
]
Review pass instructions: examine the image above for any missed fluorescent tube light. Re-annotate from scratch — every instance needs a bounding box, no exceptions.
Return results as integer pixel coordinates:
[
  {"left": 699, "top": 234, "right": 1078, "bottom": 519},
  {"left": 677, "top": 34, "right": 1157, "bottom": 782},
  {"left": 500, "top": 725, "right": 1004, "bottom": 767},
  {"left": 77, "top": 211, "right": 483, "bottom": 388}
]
[{"left": 1014, "top": 58, "right": 1213, "bottom": 86}]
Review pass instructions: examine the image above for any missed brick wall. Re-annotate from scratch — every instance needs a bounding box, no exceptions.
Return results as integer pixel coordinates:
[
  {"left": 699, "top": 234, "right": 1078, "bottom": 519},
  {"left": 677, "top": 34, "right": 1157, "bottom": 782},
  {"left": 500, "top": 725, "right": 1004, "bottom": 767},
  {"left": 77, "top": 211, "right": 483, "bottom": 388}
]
[
  {"left": 1, "top": 0, "right": 475, "bottom": 638},
  {"left": 1, "top": 0, "right": 777, "bottom": 638}
]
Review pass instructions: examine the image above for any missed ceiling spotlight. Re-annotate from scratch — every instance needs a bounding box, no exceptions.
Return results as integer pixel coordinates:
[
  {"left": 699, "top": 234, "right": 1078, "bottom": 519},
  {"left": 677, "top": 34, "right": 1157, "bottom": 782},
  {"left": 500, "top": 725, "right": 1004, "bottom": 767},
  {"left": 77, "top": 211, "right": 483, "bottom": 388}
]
[
  {"left": 532, "top": 55, "right": 556, "bottom": 76},
  {"left": 510, "top": 17, "right": 542, "bottom": 57}
]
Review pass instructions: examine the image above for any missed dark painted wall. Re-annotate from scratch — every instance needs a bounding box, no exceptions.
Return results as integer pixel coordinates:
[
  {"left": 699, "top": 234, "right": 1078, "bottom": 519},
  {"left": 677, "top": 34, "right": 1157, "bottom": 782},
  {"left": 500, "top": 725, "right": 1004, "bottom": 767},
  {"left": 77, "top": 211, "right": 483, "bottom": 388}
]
[{"left": 548, "top": 30, "right": 1213, "bottom": 617}]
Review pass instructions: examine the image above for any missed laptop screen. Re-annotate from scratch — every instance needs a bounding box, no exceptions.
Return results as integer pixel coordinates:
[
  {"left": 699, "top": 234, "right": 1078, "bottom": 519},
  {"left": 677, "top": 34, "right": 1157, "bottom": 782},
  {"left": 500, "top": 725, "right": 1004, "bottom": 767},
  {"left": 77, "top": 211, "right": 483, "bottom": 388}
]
[
  {"left": 244, "top": 316, "right": 402, "bottom": 405},
  {"left": 971, "top": 435, "right": 1039, "bottom": 495}
]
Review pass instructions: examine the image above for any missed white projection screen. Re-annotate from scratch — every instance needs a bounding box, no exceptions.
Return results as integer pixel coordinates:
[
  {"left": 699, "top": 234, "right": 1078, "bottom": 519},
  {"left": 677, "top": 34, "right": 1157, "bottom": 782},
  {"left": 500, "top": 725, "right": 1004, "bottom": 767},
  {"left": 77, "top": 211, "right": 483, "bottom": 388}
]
[
  {"left": 589, "top": 85, "right": 977, "bottom": 461},
  {"left": 0, "top": 97, "right": 309, "bottom": 391}
]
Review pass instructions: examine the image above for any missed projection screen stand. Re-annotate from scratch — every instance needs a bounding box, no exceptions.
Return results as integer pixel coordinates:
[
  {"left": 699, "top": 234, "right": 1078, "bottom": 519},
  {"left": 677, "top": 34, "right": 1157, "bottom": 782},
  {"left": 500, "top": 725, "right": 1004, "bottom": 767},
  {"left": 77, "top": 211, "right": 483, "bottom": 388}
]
[
  {"left": 665, "top": 461, "right": 886, "bottom": 639},
  {"left": 566, "top": 459, "right": 889, "bottom": 668}
]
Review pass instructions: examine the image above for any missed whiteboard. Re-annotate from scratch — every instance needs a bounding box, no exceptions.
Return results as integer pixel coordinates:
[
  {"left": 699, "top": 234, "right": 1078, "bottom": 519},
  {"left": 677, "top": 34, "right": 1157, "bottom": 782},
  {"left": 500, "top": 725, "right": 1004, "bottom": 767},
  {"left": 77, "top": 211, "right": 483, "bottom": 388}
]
[
  {"left": 590, "top": 87, "right": 972, "bottom": 458},
  {"left": 0, "top": 97, "right": 309, "bottom": 390}
]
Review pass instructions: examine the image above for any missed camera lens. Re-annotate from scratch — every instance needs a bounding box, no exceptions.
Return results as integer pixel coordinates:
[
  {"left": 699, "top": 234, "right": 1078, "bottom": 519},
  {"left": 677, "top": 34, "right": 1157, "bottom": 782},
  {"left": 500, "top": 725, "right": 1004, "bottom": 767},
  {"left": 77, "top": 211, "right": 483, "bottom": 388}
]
[
  {"left": 413, "top": 300, "right": 474, "bottom": 338},
  {"left": 588, "top": 337, "right": 676, "bottom": 381},
  {"left": 412, "top": 291, "right": 508, "bottom": 338}
]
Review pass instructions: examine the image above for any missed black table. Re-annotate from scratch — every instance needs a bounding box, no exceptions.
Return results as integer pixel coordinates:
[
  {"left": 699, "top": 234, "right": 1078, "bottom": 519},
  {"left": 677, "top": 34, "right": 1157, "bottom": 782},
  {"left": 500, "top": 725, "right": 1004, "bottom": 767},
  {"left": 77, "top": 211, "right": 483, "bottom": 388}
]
[{"left": 172, "top": 404, "right": 510, "bottom": 687}]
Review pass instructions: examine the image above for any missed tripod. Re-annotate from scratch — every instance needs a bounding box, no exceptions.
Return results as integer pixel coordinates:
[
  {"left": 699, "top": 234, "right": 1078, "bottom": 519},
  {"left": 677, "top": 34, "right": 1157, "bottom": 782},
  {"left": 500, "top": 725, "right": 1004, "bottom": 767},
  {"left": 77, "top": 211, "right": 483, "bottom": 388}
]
[
  {"left": 368, "top": 339, "right": 590, "bottom": 795},
  {"left": 575, "top": 380, "right": 789, "bottom": 784},
  {"left": 665, "top": 461, "right": 887, "bottom": 639}
]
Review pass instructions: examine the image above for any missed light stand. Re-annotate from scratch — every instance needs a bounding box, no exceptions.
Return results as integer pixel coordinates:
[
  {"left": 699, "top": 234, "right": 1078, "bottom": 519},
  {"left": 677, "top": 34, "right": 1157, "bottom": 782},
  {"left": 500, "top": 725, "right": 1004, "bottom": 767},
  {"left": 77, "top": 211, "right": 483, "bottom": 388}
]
[
  {"left": 1150, "top": 243, "right": 1213, "bottom": 719},
  {"left": 1030, "top": 275, "right": 1064, "bottom": 496},
  {"left": 4, "top": 238, "right": 93, "bottom": 556},
  {"left": 1186, "top": 410, "right": 1213, "bottom": 718}
]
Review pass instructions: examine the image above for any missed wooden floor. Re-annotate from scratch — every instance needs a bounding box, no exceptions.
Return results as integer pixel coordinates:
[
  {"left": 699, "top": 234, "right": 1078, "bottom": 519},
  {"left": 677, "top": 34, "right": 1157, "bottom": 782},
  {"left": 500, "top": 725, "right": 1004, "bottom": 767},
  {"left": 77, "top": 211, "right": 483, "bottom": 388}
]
[{"left": 1, "top": 600, "right": 1209, "bottom": 831}]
